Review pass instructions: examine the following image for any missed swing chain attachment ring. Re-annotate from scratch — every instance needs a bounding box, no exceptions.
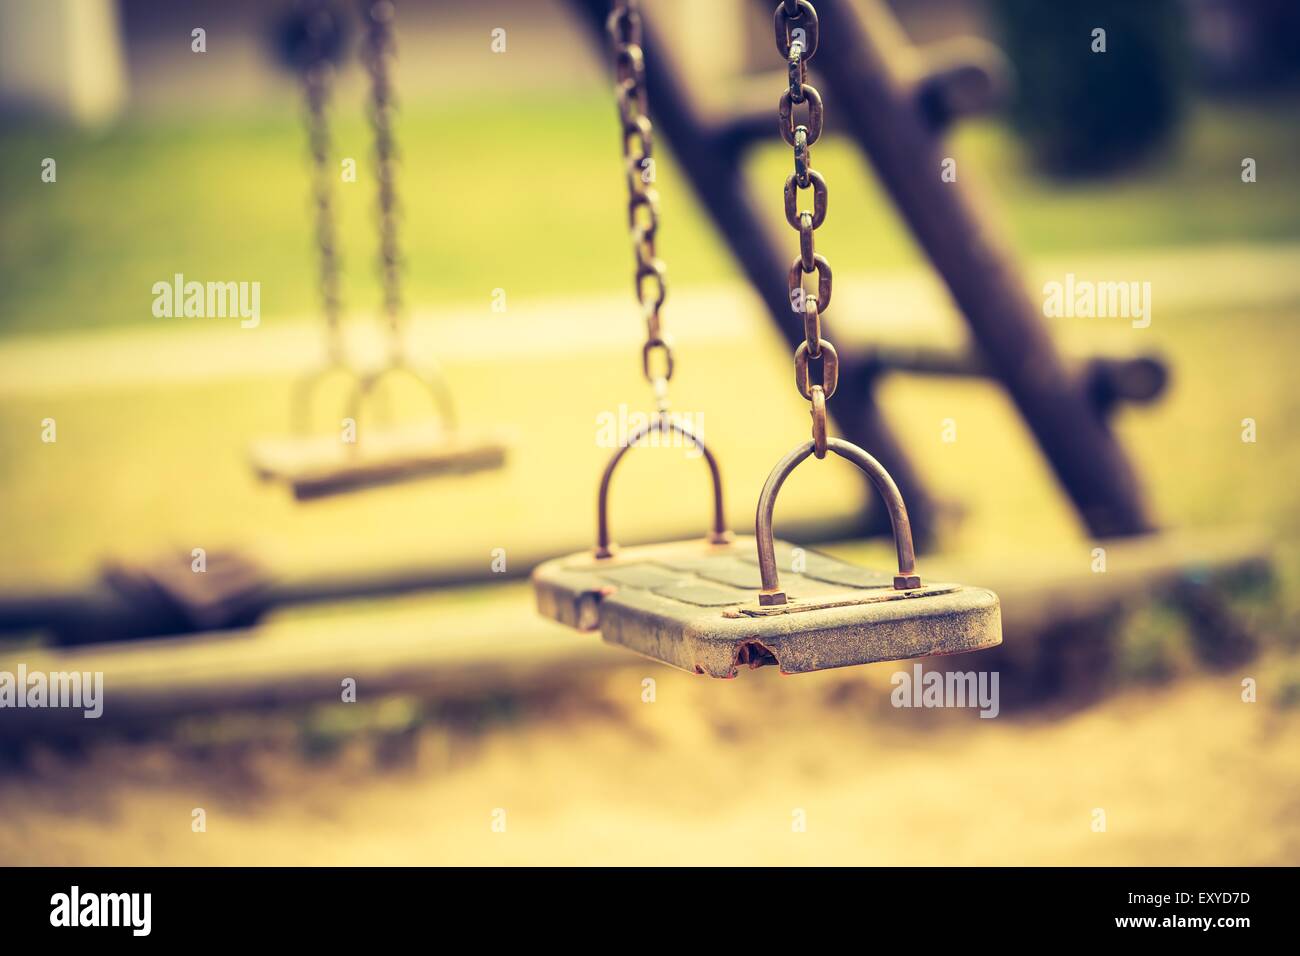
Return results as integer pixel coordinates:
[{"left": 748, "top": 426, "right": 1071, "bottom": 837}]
[
  {"left": 595, "top": 413, "right": 731, "bottom": 560},
  {"left": 809, "top": 384, "right": 828, "bottom": 458},
  {"left": 774, "top": 0, "right": 837, "bottom": 436},
  {"left": 757, "top": 438, "right": 921, "bottom": 606},
  {"left": 642, "top": 337, "right": 674, "bottom": 412}
]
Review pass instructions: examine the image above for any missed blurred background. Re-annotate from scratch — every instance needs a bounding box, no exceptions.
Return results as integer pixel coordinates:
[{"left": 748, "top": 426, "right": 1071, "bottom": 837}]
[{"left": 1, "top": 0, "right": 1298, "bottom": 865}]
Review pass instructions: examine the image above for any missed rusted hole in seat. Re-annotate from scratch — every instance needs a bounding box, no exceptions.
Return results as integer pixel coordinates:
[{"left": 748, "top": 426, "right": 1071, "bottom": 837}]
[
  {"left": 576, "top": 593, "right": 602, "bottom": 631},
  {"left": 735, "top": 640, "right": 780, "bottom": 670}
]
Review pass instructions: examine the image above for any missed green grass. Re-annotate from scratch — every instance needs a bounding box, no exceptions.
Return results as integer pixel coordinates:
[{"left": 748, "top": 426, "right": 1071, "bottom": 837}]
[{"left": 2, "top": 91, "right": 1299, "bottom": 336}]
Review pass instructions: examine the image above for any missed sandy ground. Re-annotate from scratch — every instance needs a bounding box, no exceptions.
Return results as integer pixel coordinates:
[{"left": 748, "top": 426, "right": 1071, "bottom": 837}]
[{"left": 2, "top": 662, "right": 1297, "bottom": 866}]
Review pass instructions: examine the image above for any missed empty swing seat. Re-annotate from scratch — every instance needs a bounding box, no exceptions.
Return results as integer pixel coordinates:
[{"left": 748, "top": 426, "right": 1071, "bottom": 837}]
[
  {"left": 250, "top": 421, "right": 508, "bottom": 500},
  {"left": 532, "top": 421, "right": 1001, "bottom": 678},
  {"left": 251, "top": 363, "right": 508, "bottom": 500},
  {"left": 534, "top": 537, "right": 999, "bottom": 678}
]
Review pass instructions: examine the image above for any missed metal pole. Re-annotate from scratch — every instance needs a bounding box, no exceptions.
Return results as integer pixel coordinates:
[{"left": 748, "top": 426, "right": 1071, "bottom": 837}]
[{"left": 802, "top": 0, "right": 1153, "bottom": 537}]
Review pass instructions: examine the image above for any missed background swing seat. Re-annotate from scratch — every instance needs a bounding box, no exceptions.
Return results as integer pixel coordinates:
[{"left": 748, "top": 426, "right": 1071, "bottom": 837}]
[
  {"left": 250, "top": 422, "right": 508, "bottom": 500},
  {"left": 250, "top": 363, "right": 508, "bottom": 499}
]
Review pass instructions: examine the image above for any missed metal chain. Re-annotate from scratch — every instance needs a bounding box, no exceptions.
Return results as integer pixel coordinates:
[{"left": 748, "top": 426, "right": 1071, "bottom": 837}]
[
  {"left": 358, "top": 0, "right": 405, "bottom": 366},
  {"left": 774, "top": 0, "right": 835, "bottom": 458},
  {"left": 608, "top": 0, "right": 673, "bottom": 413},
  {"left": 298, "top": 0, "right": 345, "bottom": 365}
]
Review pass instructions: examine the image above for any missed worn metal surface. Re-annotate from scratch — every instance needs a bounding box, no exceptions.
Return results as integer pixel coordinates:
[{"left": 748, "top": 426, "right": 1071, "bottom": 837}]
[{"left": 533, "top": 536, "right": 1001, "bottom": 678}]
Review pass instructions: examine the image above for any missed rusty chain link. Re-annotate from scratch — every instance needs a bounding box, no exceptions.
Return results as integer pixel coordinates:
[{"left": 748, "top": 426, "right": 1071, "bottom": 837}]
[
  {"left": 774, "top": 0, "right": 833, "bottom": 457},
  {"left": 608, "top": 0, "right": 673, "bottom": 411},
  {"left": 295, "top": 0, "right": 345, "bottom": 366},
  {"left": 359, "top": 0, "right": 405, "bottom": 366},
  {"left": 353, "top": 0, "right": 460, "bottom": 430}
]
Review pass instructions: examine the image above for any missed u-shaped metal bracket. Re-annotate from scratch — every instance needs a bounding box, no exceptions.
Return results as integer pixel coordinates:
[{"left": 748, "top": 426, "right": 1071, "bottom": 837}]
[
  {"left": 756, "top": 437, "right": 921, "bottom": 605},
  {"left": 344, "top": 359, "right": 459, "bottom": 437},
  {"left": 291, "top": 360, "right": 361, "bottom": 437},
  {"left": 290, "top": 358, "right": 458, "bottom": 441},
  {"left": 595, "top": 413, "right": 731, "bottom": 559}
]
